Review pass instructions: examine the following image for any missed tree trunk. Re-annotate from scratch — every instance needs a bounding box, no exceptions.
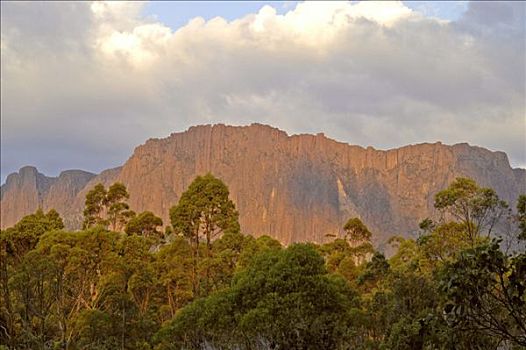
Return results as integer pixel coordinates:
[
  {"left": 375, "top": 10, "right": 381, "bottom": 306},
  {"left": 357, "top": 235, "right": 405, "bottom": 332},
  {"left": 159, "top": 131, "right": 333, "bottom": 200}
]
[
  {"left": 205, "top": 216, "right": 212, "bottom": 295},
  {"left": 192, "top": 228, "right": 200, "bottom": 298}
]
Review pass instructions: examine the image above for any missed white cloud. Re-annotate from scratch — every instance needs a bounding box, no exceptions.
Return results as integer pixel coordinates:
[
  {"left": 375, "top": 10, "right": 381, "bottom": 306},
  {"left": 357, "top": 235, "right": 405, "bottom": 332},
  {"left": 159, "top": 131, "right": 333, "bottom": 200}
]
[
  {"left": 95, "top": 23, "right": 172, "bottom": 67},
  {"left": 1, "top": 1, "right": 524, "bottom": 180}
]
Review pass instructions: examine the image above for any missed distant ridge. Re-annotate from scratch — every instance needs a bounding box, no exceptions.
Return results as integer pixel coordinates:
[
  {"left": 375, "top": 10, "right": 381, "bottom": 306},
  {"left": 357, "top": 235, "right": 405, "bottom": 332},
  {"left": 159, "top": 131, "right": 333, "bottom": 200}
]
[{"left": 2, "top": 124, "right": 524, "bottom": 245}]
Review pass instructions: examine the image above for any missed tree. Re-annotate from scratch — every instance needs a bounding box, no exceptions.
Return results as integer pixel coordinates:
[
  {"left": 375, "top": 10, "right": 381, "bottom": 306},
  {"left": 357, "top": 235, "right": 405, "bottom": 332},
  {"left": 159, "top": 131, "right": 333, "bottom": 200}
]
[
  {"left": 357, "top": 252, "right": 389, "bottom": 291},
  {"left": 0, "top": 209, "right": 65, "bottom": 348},
  {"left": 343, "top": 217, "right": 374, "bottom": 265},
  {"left": 344, "top": 217, "right": 372, "bottom": 245},
  {"left": 73, "top": 309, "right": 119, "bottom": 349},
  {"left": 207, "top": 231, "right": 254, "bottom": 292},
  {"left": 169, "top": 174, "right": 240, "bottom": 296},
  {"left": 440, "top": 240, "right": 526, "bottom": 347},
  {"left": 155, "top": 237, "right": 193, "bottom": 320},
  {"left": 418, "top": 217, "right": 436, "bottom": 235},
  {"left": 9, "top": 250, "right": 57, "bottom": 349},
  {"left": 106, "top": 183, "right": 134, "bottom": 232},
  {"left": 83, "top": 184, "right": 108, "bottom": 229},
  {"left": 125, "top": 211, "right": 163, "bottom": 238},
  {"left": 83, "top": 183, "right": 134, "bottom": 231},
  {"left": 418, "top": 222, "right": 471, "bottom": 265},
  {"left": 2, "top": 208, "right": 64, "bottom": 263},
  {"left": 113, "top": 234, "right": 159, "bottom": 348},
  {"left": 434, "top": 177, "right": 508, "bottom": 245},
  {"left": 364, "top": 269, "right": 440, "bottom": 349},
  {"left": 155, "top": 244, "right": 358, "bottom": 350}
]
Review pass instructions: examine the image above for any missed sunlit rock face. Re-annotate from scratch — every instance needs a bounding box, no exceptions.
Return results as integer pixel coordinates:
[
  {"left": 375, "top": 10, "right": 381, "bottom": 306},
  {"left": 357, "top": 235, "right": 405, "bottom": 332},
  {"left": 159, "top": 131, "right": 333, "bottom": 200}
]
[
  {"left": 2, "top": 124, "right": 524, "bottom": 246},
  {"left": 1, "top": 167, "right": 95, "bottom": 229}
]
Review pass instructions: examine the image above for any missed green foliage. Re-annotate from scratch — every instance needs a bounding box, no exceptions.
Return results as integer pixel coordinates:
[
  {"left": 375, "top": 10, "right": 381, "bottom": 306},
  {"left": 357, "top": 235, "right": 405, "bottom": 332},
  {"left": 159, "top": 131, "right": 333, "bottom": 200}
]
[
  {"left": 387, "top": 236, "right": 420, "bottom": 273},
  {"left": 434, "top": 177, "right": 508, "bottom": 243},
  {"left": 237, "top": 234, "right": 282, "bottom": 270},
  {"left": 83, "top": 182, "right": 134, "bottom": 231},
  {"left": 155, "top": 237, "right": 194, "bottom": 320},
  {"left": 169, "top": 173, "right": 240, "bottom": 297},
  {"left": 156, "top": 244, "right": 358, "bottom": 350},
  {"left": 418, "top": 217, "right": 435, "bottom": 234},
  {"left": 73, "top": 309, "right": 118, "bottom": 349},
  {"left": 82, "top": 183, "right": 108, "bottom": 229},
  {"left": 9, "top": 250, "right": 57, "bottom": 348},
  {"left": 1, "top": 208, "right": 64, "bottom": 262},
  {"left": 106, "top": 182, "right": 134, "bottom": 231},
  {"left": 125, "top": 211, "right": 163, "bottom": 238},
  {"left": 169, "top": 173, "right": 240, "bottom": 241},
  {"left": 357, "top": 251, "right": 389, "bottom": 287},
  {"left": 418, "top": 222, "right": 474, "bottom": 265},
  {"left": 440, "top": 240, "right": 526, "bottom": 347},
  {"left": 1, "top": 176, "right": 522, "bottom": 349},
  {"left": 344, "top": 217, "right": 372, "bottom": 244}
]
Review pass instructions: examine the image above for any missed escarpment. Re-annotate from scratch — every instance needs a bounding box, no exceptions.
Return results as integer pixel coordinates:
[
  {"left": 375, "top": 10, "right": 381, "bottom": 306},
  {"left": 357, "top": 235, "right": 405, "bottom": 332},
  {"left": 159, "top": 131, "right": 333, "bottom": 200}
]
[{"left": 2, "top": 124, "right": 524, "bottom": 245}]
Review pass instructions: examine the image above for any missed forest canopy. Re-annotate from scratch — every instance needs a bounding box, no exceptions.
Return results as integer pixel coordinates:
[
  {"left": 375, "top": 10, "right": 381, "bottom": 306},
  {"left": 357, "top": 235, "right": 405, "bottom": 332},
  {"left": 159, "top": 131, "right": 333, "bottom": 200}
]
[{"left": 0, "top": 176, "right": 525, "bottom": 349}]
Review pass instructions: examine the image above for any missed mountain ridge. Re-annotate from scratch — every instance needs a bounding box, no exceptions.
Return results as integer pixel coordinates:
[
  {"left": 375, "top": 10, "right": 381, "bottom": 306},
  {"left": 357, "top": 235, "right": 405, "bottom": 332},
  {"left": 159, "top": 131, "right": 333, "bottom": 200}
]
[{"left": 2, "top": 123, "right": 524, "bottom": 245}]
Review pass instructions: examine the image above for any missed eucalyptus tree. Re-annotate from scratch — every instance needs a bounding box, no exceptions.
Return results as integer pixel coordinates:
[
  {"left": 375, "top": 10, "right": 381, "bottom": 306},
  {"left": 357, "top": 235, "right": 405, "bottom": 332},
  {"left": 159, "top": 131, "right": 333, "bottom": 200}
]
[
  {"left": 169, "top": 173, "right": 240, "bottom": 296},
  {"left": 83, "top": 182, "right": 134, "bottom": 231}
]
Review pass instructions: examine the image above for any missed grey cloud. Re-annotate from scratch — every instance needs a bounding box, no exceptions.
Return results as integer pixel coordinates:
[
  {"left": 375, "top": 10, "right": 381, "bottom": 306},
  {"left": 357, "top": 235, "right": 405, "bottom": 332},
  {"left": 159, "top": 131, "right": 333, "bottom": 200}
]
[
  {"left": 0, "top": 2, "right": 94, "bottom": 60},
  {"left": 1, "top": 1, "right": 525, "bottom": 182}
]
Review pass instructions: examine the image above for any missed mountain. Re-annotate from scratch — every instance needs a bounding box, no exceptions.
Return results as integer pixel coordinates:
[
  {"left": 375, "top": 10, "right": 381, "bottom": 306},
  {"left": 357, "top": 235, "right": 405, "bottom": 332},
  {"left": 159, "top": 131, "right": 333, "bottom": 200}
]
[
  {"left": 2, "top": 124, "right": 525, "bottom": 245},
  {"left": 1, "top": 167, "right": 96, "bottom": 229}
]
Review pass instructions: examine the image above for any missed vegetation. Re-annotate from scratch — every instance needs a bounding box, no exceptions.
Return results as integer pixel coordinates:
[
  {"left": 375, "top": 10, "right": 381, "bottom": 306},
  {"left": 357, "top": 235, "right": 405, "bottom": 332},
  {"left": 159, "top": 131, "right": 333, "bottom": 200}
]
[
  {"left": 0, "top": 176, "right": 524, "bottom": 349},
  {"left": 125, "top": 211, "right": 163, "bottom": 238},
  {"left": 170, "top": 174, "right": 240, "bottom": 297},
  {"left": 82, "top": 182, "right": 135, "bottom": 231}
]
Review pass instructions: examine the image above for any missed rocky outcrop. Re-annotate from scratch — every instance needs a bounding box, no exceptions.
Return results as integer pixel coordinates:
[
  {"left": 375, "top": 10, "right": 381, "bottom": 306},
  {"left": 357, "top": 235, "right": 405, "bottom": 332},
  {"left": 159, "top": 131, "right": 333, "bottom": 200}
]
[
  {"left": 2, "top": 124, "right": 524, "bottom": 245},
  {"left": 1, "top": 166, "right": 55, "bottom": 227},
  {"left": 1, "top": 167, "right": 95, "bottom": 228}
]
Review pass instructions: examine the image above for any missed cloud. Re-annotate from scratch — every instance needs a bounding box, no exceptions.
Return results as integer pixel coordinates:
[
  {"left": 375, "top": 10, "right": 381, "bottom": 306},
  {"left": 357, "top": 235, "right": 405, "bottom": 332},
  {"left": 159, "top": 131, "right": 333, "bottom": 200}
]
[{"left": 1, "top": 1, "right": 525, "bottom": 181}]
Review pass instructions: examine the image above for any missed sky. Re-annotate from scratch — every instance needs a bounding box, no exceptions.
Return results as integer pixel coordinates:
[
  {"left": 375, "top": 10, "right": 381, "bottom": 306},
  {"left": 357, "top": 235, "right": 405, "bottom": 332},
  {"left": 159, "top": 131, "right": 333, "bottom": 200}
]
[{"left": 1, "top": 1, "right": 525, "bottom": 183}]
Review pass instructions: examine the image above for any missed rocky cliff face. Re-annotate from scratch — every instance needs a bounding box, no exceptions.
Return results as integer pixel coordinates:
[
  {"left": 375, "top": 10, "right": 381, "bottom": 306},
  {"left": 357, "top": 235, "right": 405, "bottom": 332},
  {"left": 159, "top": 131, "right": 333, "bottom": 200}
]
[
  {"left": 2, "top": 124, "right": 524, "bottom": 245},
  {"left": 1, "top": 167, "right": 95, "bottom": 228},
  {"left": 1, "top": 166, "right": 55, "bottom": 226}
]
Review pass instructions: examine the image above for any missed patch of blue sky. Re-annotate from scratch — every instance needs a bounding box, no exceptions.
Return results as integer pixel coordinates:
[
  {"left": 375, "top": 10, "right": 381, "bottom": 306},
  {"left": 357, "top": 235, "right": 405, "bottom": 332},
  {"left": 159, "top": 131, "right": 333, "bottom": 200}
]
[
  {"left": 403, "top": 1, "right": 468, "bottom": 21},
  {"left": 142, "top": 1, "right": 468, "bottom": 32},
  {"left": 142, "top": 1, "right": 299, "bottom": 31}
]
